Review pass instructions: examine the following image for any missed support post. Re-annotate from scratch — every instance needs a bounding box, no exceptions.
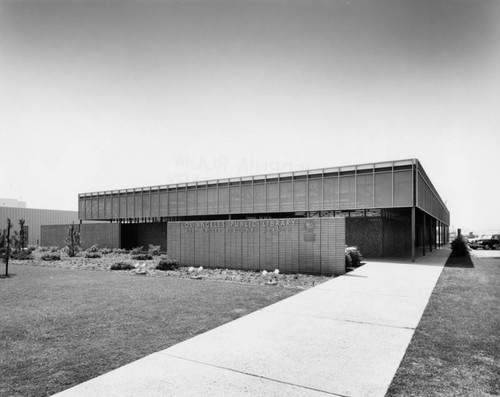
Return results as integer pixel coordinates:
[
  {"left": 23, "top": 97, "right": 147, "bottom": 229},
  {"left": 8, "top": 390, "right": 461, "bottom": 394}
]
[
  {"left": 422, "top": 212, "right": 426, "bottom": 257},
  {"left": 411, "top": 206, "right": 416, "bottom": 262},
  {"left": 429, "top": 217, "right": 433, "bottom": 252},
  {"left": 437, "top": 221, "right": 441, "bottom": 247}
]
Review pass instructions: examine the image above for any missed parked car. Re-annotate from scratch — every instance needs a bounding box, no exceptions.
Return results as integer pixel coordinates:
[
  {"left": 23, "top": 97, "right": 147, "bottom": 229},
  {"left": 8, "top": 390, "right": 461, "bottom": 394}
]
[{"left": 469, "top": 234, "right": 500, "bottom": 250}]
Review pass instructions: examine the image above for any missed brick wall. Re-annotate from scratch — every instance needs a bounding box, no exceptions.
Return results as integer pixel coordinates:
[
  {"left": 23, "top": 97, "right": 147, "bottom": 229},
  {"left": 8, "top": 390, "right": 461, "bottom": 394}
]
[
  {"left": 167, "top": 218, "right": 345, "bottom": 275},
  {"left": 382, "top": 217, "right": 412, "bottom": 256},
  {"left": 41, "top": 223, "right": 120, "bottom": 250},
  {"left": 346, "top": 217, "right": 383, "bottom": 257},
  {"left": 345, "top": 216, "right": 412, "bottom": 258}
]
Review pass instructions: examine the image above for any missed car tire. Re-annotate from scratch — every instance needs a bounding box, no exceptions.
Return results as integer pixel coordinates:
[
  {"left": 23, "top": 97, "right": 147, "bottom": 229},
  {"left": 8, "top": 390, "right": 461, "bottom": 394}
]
[{"left": 484, "top": 244, "right": 491, "bottom": 250}]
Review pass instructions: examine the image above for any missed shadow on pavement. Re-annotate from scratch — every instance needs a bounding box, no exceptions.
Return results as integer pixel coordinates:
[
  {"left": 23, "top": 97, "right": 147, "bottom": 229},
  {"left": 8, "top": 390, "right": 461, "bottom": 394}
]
[
  {"left": 343, "top": 273, "right": 368, "bottom": 278},
  {"left": 445, "top": 254, "right": 474, "bottom": 268}
]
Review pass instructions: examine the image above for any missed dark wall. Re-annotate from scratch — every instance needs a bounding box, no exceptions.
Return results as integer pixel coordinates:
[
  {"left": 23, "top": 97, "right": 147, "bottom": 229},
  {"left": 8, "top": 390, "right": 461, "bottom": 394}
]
[
  {"left": 346, "top": 217, "right": 383, "bottom": 257},
  {"left": 41, "top": 223, "right": 120, "bottom": 249},
  {"left": 41, "top": 225, "right": 68, "bottom": 248},
  {"left": 346, "top": 216, "right": 412, "bottom": 258},
  {"left": 382, "top": 217, "right": 412, "bottom": 257},
  {"left": 80, "top": 224, "right": 121, "bottom": 250},
  {"left": 121, "top": 223, "right": 168, "bottom": 251}
]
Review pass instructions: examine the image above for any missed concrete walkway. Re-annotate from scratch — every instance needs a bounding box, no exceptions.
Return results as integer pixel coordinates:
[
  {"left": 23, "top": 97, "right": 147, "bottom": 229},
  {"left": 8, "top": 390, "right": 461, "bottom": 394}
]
[{"left": 54, "top": 248, "right": 449, "bottom": 397}]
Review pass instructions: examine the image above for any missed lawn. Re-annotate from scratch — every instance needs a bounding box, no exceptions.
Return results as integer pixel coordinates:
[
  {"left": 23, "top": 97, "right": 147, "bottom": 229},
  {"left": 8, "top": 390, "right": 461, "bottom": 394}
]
[
  {"left": 386, "top": 252, "right": 500, "bottom": 396},
  {"left": 0, "top": 264, "right": 302, "bottom": 397}
]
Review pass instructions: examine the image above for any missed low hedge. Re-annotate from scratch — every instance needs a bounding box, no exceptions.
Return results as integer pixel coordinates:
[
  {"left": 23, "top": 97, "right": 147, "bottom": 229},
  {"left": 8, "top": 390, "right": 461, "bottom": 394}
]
[
  {"left": 156, "top": 258, "right": 180, "bottom": 271},
  {"left": 11, "top": 250, "right": 34, "bottom": 260},
  {"left": 148, "top": 244, "right": 161, "bottom": 256},
  {"left": 131, "top": 254, "right": 152, "bottom": 261},
  {"left": 41, "top": 253, "right": 61, "bottom": 261},
  {"left": 110, "top": 262, "right": 135, "bottom": 271},
  {"left": 130, "top": 246, "right": 143, "bottom": 255}
]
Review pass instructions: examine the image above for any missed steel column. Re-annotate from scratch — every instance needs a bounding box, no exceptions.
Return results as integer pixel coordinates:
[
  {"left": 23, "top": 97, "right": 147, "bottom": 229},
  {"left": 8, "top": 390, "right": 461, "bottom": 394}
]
[
  {"left": 411, "top": 206, "right": 416, "bottom": 262},
  {"left": 422, "top": 212, "right": 426, "bottom": 257}
]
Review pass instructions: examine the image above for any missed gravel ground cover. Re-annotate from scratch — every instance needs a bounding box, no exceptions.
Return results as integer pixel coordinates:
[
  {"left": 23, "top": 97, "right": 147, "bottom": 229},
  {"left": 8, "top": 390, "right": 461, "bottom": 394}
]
[{"left": 13, "top": 248, "right": 331, "bottom": 289}]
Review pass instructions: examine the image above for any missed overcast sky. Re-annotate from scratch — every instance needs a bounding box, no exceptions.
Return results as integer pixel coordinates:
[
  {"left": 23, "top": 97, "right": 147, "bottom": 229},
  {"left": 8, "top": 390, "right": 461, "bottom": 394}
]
[{"left": 1, "top": 0, "right": 499, "bottom": 233}]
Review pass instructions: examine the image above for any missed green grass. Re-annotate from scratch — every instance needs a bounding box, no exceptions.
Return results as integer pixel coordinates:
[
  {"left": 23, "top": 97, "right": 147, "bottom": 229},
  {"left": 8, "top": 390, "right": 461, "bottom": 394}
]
[
  {"left": 0, "top": 264, "right": 300, "bottom": 397},
  {"left": 386, "top": 253, "right": 500, "bottom": 396}
]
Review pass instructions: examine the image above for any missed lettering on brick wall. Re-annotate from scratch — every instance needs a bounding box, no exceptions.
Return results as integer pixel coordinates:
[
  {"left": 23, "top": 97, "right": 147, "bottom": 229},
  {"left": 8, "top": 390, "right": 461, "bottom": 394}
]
[{"left": 181, "top": 219, "right": 297, "bottom": 234}]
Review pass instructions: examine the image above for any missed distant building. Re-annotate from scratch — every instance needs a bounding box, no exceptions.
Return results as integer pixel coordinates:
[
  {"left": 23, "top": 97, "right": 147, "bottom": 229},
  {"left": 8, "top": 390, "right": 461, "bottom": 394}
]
[
  {"left": 0, "top": 198, "right": 26, "bottom": 208},
  {"left": 0, "top": 206, "right": 79, "bottom": 246}
]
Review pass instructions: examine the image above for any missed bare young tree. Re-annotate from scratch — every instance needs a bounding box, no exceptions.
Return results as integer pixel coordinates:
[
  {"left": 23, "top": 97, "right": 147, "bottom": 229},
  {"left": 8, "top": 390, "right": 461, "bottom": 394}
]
[{"left": 2, "top": 218, "right": 12, "bottom": 277}]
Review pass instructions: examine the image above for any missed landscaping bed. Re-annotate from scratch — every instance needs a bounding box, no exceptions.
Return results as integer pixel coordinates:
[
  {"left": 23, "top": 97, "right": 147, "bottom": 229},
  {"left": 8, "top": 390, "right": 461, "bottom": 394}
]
[{"left": 11, "top": 247, "right": 331, "bottom": 289}]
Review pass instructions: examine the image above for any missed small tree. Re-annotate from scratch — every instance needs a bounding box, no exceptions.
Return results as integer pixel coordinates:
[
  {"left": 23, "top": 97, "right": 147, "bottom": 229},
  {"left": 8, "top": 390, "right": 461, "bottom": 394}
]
[
  {"left": 2, "top": 218, "right": 13, "bottom": 277},
  {"left": 19, "top": 219, "right": 26, "bottom": 250},
  {"left": 451, "top": 236, "right": 469, "bottom": 257},
  {"left": 65, "top": 222, "right": 81, "bottom": 257},
  {"left": 0, "top": 229, "right": 6, "bottom": 250},
  {"left": 11, "top": 219, "right": 27, "bottom": 252}
]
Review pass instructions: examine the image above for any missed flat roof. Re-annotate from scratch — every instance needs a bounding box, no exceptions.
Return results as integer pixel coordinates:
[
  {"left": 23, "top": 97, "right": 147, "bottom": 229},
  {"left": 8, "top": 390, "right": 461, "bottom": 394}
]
[{"left": 79, "top": 158, "right": 417, "bottom": 197}]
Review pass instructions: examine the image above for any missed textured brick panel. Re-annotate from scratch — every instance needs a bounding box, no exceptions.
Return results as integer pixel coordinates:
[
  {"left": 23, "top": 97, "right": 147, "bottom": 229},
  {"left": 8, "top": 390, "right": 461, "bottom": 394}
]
[
  {"left": 167, "top": 218, "right": 345, "bottom": 275},
  {"left": 195, "top": 228, "right": 211, "bottom": 268},
  {"left": 166, "top": 223, "right": 181, "bottom": 261},
  {"left": 41, "top": 223, "right": 120, "bottom": 249},
  {"left": 346, "top": 217, "right": 383, "bottom": 257},
  {"left": 382, "top": 217, "right": 411, "bottom": 257}
]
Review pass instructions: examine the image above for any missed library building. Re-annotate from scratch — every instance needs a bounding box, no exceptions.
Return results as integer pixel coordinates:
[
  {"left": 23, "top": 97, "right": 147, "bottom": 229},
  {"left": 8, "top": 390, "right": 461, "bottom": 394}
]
[{"left": 42, "top": 159, "right": 449, "bottom": 275}]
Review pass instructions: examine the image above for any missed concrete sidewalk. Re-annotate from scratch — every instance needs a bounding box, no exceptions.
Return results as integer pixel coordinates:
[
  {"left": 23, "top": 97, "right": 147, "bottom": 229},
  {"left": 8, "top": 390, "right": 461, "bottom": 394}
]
[{"left": 54, "top": 248, "right": 449, "bottom": 397}]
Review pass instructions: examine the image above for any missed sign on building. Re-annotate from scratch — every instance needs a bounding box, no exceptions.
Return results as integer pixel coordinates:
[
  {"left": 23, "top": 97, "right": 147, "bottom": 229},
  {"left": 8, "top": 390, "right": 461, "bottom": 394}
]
[{"left": 167, "top": 217, "right": 345, "bottom": 275}]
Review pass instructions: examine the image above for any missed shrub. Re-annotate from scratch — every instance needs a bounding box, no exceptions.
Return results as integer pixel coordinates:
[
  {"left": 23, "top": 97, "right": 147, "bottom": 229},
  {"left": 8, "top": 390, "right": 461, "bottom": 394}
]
[
  {"left": 345, "top": 246, "right": 363, "bottom": 268},
  {"left": 11, "top": 245, "right": 35, "bottom": 259},
  {"left": 41, "top": 253, "right": 61, "bottom": 261},
  {"left": 87, "top": 244, "right": 99, "bottom": 253},
  {"left": 131, "top": 254, "right": 152, "bottom": 261},
  {"left": 85, "top": 252, "right": 102, "bottom": 259},
  {"left": 148, "top": 244, "right": 161, "bottom": 256},
  {"left": 451, "top": 236, "right": 469, "bottom": 257},
  {"left": 156, "top": 258, "right": 180, "bottom": 271},
  {"left": 49, "top": 246, "right": 59, "bottom": 253},
  {"left": 130, "top": 246, "right": 143, "bottom": 255},
  {"left": 112, "top": 248, "right": 128, "bottom": 254},
  {"left": 11, "top": 250, "right": 34, "bottom": 260},
  {"left": 110, "top": 261, "right": 135, "bottom": 271},
  {"left": 38, "top": 246, "right": 50, "bottom": 252},
  {"left": 12, "top": 219, "right": 27, "bottom": 252},
  {"left": 10, "top": 251, "right": 34, "bottom": 261},
  {"left": 0, "top": 228, "right": 7, "bottom": 250},
  {"left": 100, "top": 248, "right": 112, "bottom": 255}
]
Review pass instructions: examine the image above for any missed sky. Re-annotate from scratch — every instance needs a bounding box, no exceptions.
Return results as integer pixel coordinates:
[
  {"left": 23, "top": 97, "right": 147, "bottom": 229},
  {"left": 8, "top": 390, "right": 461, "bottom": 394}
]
[{"left": 1, "top": 0, "right": 499, "bottom": 233}]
